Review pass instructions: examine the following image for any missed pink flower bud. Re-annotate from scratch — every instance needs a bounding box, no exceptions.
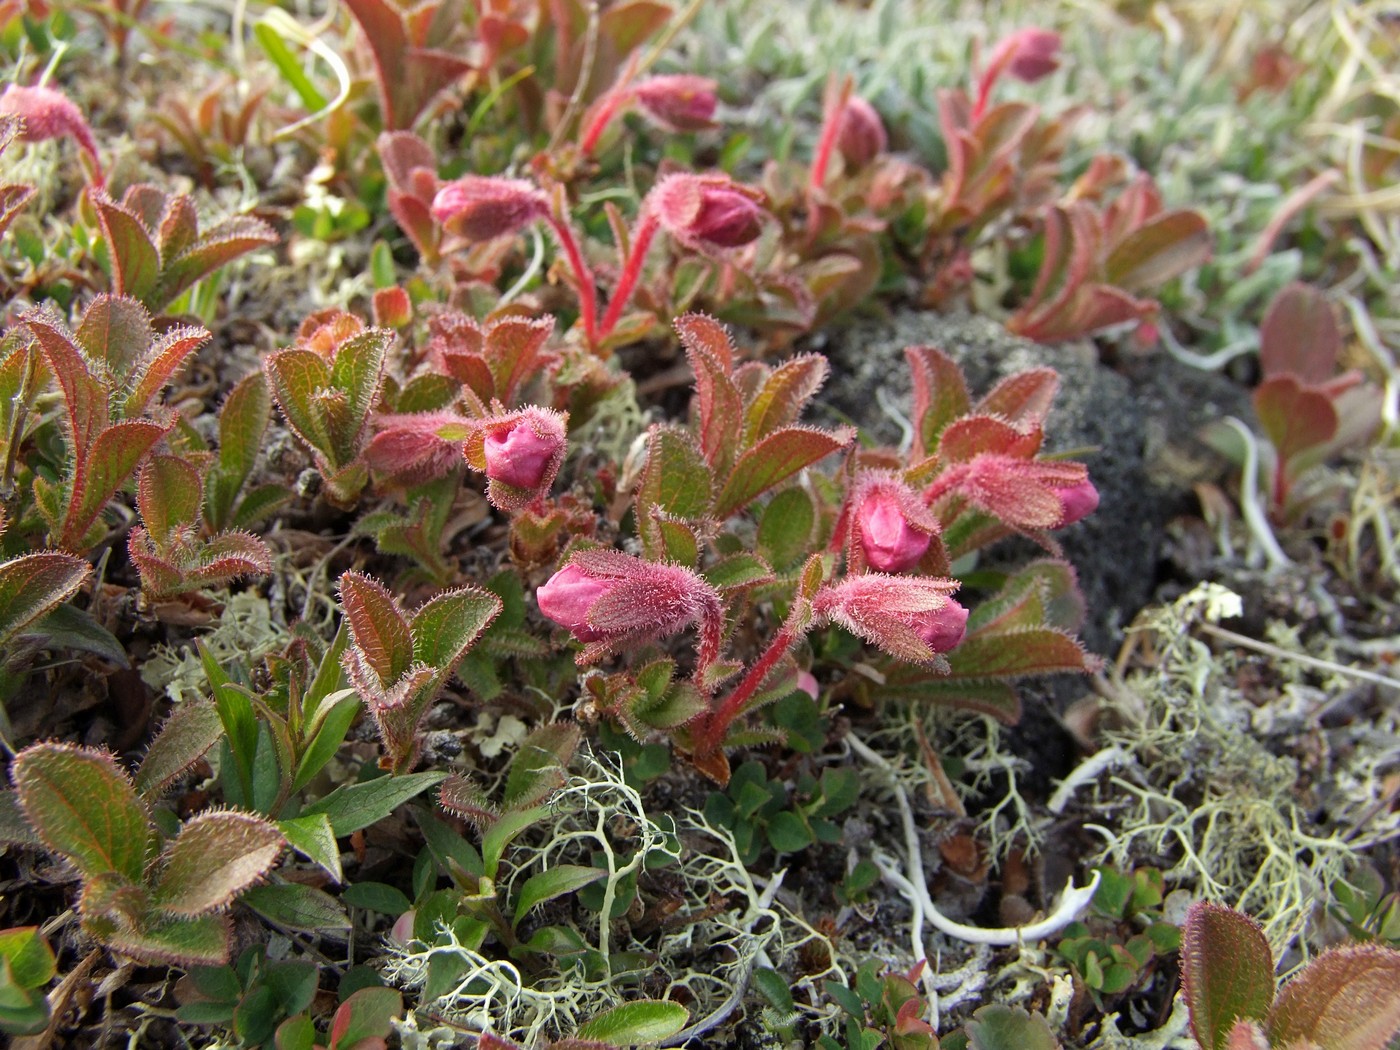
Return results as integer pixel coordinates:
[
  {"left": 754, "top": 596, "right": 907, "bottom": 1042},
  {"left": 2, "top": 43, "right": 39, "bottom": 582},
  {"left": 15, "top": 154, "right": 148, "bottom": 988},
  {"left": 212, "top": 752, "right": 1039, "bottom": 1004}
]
[
  {"left": 989, "top": 27, "right": 1062, "bottom": 83},
  {"left": 648, "top": 173, "right": 766, "bottom": 252},
  {"left": 853, "top": 478, "right": 935, "bottom": 573},
  {"left": 537, "top": 564, "right": 618, "bottom": 642},
  {"left": 0, "top": 84, "right": 102, "bottom": 179},
  {"left": 464, "top": 407, "right": 568, "bottom": 513},
  {"left": 632, "top": 75, "right": 718, "bottom": 132},
  {"left": 431, "top": 175, "right": 549, "bottom": 240},
  {"left": 484, "top": 419, "right": 562, "bottom": 489},
  {"left": 795, "top": 671, "right": 820, "bottom": 699},
  {"left": 1053, "top": 478, "right": 1099, "bottom": 528},
  {"left": 914, "top": 599, "right": 969, "bottom": 653},
  {"left": 537, "top": 549, "right": 724, "bottom": 667},
  {"left": 813, "top": 574, "right": 967, "bottom": 664},
  {"left": 836, "top": 95, "right": 887, "bottom": 169}
]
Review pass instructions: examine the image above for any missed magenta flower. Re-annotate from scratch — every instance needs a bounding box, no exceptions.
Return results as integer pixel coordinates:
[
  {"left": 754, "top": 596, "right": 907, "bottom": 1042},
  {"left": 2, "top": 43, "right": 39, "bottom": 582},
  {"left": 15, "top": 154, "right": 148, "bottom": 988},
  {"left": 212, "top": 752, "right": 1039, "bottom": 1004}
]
[
  {"left": 1053, "top": 478, "right": 1099, "bottom": 528},
  {"left": 973, "top": 27, "right": 1063, "bottom": 119},
  {"left": 836, "top": 95, "right": 888, "bottom": 169},
  {"left": 0, "top": 83, "right": 103, "bottom": 181},
  {"left": 537, "top": 548, "right": 724, "bottom": 668},
  {"left": 850, "top": 474, "right": 938, "bottom": 573},
  {"left": 632, "top": 75, "right": 718, "bottom": 133},
  {"left": 431, "top": 175, "right": 550, "bottom": 240},
  {"left": 463, "top": 407, "right": 568, "bottom": 513},
  {"left": 648, "top": 172, "right": 766, "bottom": 251},
  {"left": 813, "top": 574, "right": 968, "bottom": 665},
  {"left": 536, "top": 564, "right": 617, "bottom": 642},
  {"left": 942, "top": 454, "right": 1096, "bottom": 531}
]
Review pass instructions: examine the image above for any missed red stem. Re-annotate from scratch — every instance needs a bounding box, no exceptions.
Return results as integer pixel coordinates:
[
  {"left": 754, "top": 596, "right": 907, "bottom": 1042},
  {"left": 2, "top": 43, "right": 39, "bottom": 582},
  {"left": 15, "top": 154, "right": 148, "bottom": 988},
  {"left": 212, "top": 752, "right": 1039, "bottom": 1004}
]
[
  {"left": 693, "top": 625, "right": 797, "bottom": 757},
  {"left": 579, "top": 89, "right": 633, "bottom": 157},
  {"left": 808, "top": 76, "right": 853, "bottom": 196},
  {"left": 545, "top": 214, "right": 599, "bottom": 347},
  {"left": 598, "top": 211, "right": 660, "bottom": 341}
]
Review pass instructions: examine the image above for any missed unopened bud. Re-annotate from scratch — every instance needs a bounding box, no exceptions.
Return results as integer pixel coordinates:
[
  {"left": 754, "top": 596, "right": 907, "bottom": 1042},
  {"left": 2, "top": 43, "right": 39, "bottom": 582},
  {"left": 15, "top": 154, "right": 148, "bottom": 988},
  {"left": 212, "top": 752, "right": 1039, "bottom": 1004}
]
[
  {"left": 0, "top": 84, "right": 102, "bottom": 179},
  {"left": 990, "top": 27, "right": 1062, "bottom": 83},
  {"left": 647, "top": 172, "right": 766, "bottom": 251},
  {"left": 853, "top": 477, "right": 935, "bottom": 573},
  {"left": 431, "top": 175, "right": 549, "bottom": 240},
  {"left": 836, "top": 95, "right": 887, "bottom": 169},
  {"left": 632, "top": 75, "right": 718, "bottom": 132},
  {"left": 1053, "top": 478, "right": 1099, "bottom": 528},
  {"left": 464, "top": 407, "right": 568, "bottom": 513},
  {"left": 814, "top": 574, "right": 967, "bottom": 664}
]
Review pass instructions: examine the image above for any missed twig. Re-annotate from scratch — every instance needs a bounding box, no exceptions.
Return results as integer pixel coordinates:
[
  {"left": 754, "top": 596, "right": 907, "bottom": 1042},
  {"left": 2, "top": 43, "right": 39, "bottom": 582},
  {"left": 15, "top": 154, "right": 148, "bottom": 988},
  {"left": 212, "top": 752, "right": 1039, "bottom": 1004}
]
[
  {"left": 1195, "top": 621, "right": 1399, "bottom": 692},
  {"left": 1047, "top": 746, "right": 1133, "bottom": 815},
  {"left": 1220, "top": 417, "right": 1291, "bottom": 571}
]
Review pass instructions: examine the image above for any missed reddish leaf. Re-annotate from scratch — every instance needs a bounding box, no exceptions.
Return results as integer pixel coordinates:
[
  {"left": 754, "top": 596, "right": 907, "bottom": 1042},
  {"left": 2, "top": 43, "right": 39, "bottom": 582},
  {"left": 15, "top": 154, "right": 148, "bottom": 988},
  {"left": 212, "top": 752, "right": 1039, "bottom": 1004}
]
[
  {"left": 338, "top": 572, "right": 413, "bottom": 686},
  {"left": 676, "top": 314, "right": 743, "bottom": 473},
  {"left": 743, "top": 354, "right": 828, "bottom": 445},
  {"left": 90, "top": 190, "right": 161, "bottom": 304},
  {"left": 25, "top": 305, "right": 108, "bottom": 460},
  {"left": 0, "top": 551, "right": 91, "bottom": 648},
  {"left": 1253, "top": 375, "right": 1338, "bottom": 473},
  {"left": 152, "top": 811, "right": 283, "bottom": 916},
  {"left": 159, "top": 215, "right": 278, "bottom": 309},
  {"left": 937, "top": 415, "right": 1042, "bottom": 463},
  {"left": 11, "top": 743, "right": 151, "bottom": 882},
  {"left": 409, "top": 583, "right": 502, "bottom": 670},
  {"left": 484, "top": 315, "right": 555, "bottom": 404},
  {"left": 60, "top": 419, "right": 168, "bottom": 551},
  {"left": 714, "top": 424, "right": 855, "bottom": 519},
  {"left": 1104, "top": 209, "right": 1211, "bottom": 293},
  {"left": 906, "top": 345, "right": 970, "bottom": 453},
  {"left": 1267, "top": 944, "right": 1400, "bottom": 1050},
  {"left": 0, "top": 182, "right": 35, "bottom": 239},
  {"left": 73, "top": 293, "right": 153, "bottom": 379},
  {"left": 123, "top": 324, "right": 210, "bottom": 416},
  {"left": 1259, "top": 282, "right": 1341, "bottom": 383},
  {"left": 1181, "top": 902, "right": 1276, "bottom": 1050},
  {"left": 976, "top": 368, "right": 1059, "bottom": 427},
  {"left": 137, "top": 455, "right": 202, "bottom": 545}
]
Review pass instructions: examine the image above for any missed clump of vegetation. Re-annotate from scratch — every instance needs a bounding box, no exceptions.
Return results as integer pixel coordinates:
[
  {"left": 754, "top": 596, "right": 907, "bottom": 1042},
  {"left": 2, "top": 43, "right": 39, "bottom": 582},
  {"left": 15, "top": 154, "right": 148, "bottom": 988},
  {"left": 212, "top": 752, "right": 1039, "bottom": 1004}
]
[{"left": 0, "top": 1, "right": 1396, "bottom": 1047}]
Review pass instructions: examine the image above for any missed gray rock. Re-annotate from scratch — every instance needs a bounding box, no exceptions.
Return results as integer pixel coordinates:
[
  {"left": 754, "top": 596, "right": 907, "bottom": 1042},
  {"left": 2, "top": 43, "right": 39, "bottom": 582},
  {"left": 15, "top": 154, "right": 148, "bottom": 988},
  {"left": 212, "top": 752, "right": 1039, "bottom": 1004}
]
[{"left": 816, "top": 310, "right": 1249, "bottom": 656}]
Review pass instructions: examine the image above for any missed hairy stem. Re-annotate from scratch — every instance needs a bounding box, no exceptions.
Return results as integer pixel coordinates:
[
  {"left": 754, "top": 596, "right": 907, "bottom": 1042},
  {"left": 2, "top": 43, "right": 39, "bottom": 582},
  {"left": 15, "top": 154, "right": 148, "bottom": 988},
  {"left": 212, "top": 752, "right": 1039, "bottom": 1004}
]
[
  {"left": 694, "top": 625, "right": 797, "bottom": 757},
  {"left": 544, "top": 214, "right": 599, "bottom": 347},
  {"left": 598, "top": 210, "right": 660, "bottom": 341}
]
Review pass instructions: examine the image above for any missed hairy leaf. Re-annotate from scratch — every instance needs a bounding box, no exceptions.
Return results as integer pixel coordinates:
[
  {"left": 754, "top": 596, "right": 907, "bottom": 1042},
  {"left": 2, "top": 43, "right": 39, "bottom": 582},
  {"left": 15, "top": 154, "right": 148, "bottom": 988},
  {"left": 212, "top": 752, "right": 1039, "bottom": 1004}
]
[
  {"left": 574, "top": 999, "right": 690, "bottom": 1045},
  {"left": 714, "top": 425, "right": 854, "bottom": 519},
  {"left": 1104, "top": 210, "right": 1211, "bottom": 294},
  {"left": 1267, "top": 944, "right": 1400, "bottom": 1050},
  {"left": 134, "top": 701, "right": 224, "bottom": 799},
  {"left": 153, "top": 811, "right": 283, "bottom": 915},
  {"left": 1181, "top": 902, "right": 1275, "bottom": 1050},
  {"left": 339, "top": 572, "right": 413, "bottom": 685},
  {"left": 0, "top": 551, "right": 91, "bottom": 649}
]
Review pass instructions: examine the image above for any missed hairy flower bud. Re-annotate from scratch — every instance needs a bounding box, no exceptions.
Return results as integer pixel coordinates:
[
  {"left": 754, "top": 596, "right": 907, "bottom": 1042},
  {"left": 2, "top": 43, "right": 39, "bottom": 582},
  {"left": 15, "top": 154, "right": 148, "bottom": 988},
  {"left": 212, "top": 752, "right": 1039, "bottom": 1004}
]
[
  {"left": 648, "top": 172, "right": 766, "bottom": 251},
  {"left": 836, "top": 95, "right": 887, "bottom": 169},
  {"left": 632, "top": 75, "right": 718, "bottom": 132},
  {"left": 814, "top": 574, "right": 967, "bottom": 665},
  {"left": 464, "top": 407, "right": 568, "bottom": 513},
  {"left": 536, "top": 564, "right": 617, "bottom": 642},
  {"left": 851, "top": 475, "right": 937, "bottom": 573},
  {"left": 994, "top": 27, "right": 1062, "bottom": 82},
  {"left": 537, "top": 549, "right": 724, "bottom": 667},
  {"left": 0, "top": 83, "right": 102, "bottom": 179},
  {"left": 431, "top": 175, "right": 549, "bottom": 240},
  {"left": 1053, "top": 478, "right": 1099, "bottom": 528}
]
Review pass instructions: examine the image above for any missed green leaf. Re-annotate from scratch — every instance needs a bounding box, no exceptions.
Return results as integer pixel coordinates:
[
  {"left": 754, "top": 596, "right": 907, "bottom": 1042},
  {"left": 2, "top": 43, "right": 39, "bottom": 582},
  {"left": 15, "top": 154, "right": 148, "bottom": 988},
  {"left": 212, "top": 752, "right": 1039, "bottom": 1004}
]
[
  {"left": 20, "top": 603, "right": 128, "bottom": 666},
  {"left": 744, "top": 354, "right": 828, "bottom": 444},
  {"left": 757, "top": 487, "right": 816, "bottom": 571},
  {"left": 241, "top": 883, "right": 349, "bottom": 932},
  {"left": 12, "top": 743, "right": 150, "bottom": 882},
  {"left": 637, "top": 424, "right": 713, "bottom": 522},
  {"left": 291, "top": 692, "right": 360, "bottom": 795},
  {"left": 574, "top": 999, "right": 690, "bottom": 1046},
  {"left": 1181, "top": 902, "right": 1275, "bottom": 1050},
  {"left": 253, "top": 18, "right": 329, "bottom": 112},
  {"left": 339, "top": 572, "right": 413, "bottom": 684},
  {"left": 766, "top": 811, "right": 814, "bottom": 854},
  {"left": 341, "top": 881, "right": 411, "bottom": 915},
  {"left": 206, "top": 371, "right": 272, "bottom": 531},
  {"left": 512, "top": 865, "right": 607, "bottom": 925},
  {"left": 301, "top": 770, "right": 447, "bottom": 836},
  {"left": 201, "top": 644, "right": 258, "bottom": 793},
  {"left": 158, "top": 215, "right": 278, "bottom": 311},
  {"left": 1267, "top": 944, "right": 1400, "bottom": 1050},
  {"left": 964, "top": 1004, "right": 1059, "bottom": 1050},
  {"left": 0, "top": 551, "right": 91, "bottom": 649},
  {"left": 703, "top": 552, "right": 775, "bottom": 592},
  {"left": 0, "top": 927, "right": 55, "bottom": 990},
  {"left": 1103, "top": 210, "right": 1211, "bottom": 294},
  {"left": 481, "top": 806, "right": 546, "bottom": 876},
  {"left": 410, "top": 583, "right": 502, "bottom": 670},
  {"left": 153, "top": 811, "right": 284, "bottom": 916},
  {"left": 135, "top": 701, "right": 224, "bottom": 799},
  {"left": 503, "top": 723, "right": 580, "bottom": 810},
  {"left": 97, "top": 911, "right": 232, "bottom": 967},
  {"left": 91, "top": 192, "right": 161, "bottom": 305},
  {"left": 906, "top": 345, "right": 971, "bottom": 454},
  {"left": 714, "top": 424, "right": 854, "bottom": 519},
  {"left": 328, "top": 985, "right": 401, "bottom": 1050},
  {"left": 277, "top": 813, "right": 343, "bottom": 883},
  {"left": 61, "top": 418, "right": 168, "bottom": 550}
]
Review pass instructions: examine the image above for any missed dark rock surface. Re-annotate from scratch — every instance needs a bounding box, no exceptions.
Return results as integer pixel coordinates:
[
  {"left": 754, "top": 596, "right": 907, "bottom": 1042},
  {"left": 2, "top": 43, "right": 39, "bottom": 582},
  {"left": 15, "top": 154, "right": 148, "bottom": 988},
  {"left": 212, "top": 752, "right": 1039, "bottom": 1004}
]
[{"left": 815, "top": 310, "right": 1251, "bottom": 657}]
